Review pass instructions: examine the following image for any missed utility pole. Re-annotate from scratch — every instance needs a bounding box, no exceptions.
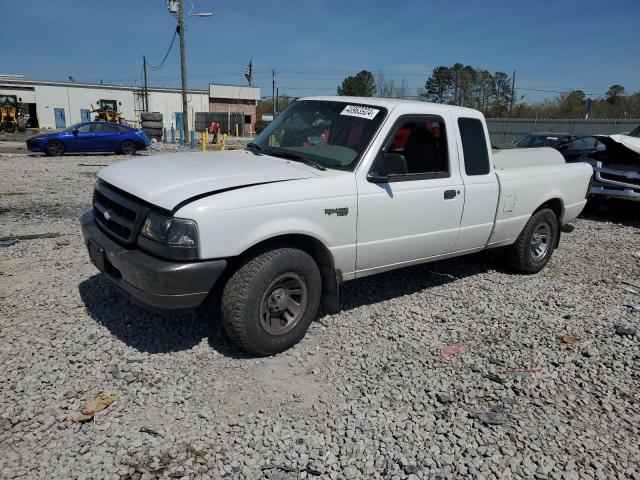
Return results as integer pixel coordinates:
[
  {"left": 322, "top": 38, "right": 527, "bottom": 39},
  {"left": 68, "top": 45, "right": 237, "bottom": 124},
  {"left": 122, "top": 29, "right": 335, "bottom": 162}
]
[
  {"left": 143, "top": 55, "right": 149, "bottom": 112},
  {"left": 272, "top": 69, "right": 276, "bottom": 118},
  {"left": 178, "top": 0, "right": 189, "bottom": 140},
  {"left": 510, "top": 70, "right": 516, "bottom": 116}
]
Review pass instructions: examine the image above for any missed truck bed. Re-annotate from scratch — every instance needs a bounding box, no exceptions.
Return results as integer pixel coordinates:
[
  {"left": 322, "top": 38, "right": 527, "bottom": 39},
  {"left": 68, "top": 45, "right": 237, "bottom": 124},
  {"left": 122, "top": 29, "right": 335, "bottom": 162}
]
[
  {"left": 492, "top": 147, "right": 565, "bottom": 170},
  {"left": 488, "top": 151, "right": 592, "bottom": 247}
]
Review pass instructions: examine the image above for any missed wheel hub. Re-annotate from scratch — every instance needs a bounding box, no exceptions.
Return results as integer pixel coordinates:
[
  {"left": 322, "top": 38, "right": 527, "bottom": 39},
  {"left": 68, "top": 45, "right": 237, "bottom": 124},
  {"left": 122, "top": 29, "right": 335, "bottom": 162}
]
[
  {"left": 259, "top": 272, "right": 308, "bottom": 336},
  {"left": 267, "top": 288, "right": 289, "bottom": 312},
  {"left": 530, "top": 223, "right": 551, "bottom": 261}
]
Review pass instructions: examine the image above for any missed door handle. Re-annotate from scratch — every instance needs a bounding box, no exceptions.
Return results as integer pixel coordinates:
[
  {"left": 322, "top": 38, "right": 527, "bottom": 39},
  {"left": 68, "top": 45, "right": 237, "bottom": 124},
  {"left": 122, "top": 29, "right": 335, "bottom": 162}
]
[{"left": 444, "top": 189, "right": 457, "bottom": 199}]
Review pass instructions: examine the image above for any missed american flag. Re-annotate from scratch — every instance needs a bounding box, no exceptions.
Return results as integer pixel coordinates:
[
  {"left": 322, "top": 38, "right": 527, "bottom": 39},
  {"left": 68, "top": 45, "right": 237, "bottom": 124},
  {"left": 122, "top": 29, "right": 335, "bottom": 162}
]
[{"left": 245, "top": 60, "right": 253, "bottom": 86}]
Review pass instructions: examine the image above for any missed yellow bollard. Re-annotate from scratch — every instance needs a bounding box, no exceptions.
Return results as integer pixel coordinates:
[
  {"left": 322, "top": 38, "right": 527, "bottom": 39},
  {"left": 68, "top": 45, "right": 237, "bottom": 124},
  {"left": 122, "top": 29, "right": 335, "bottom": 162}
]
[
  {"left": 235, "top": 123, "right": 239, "bottom": 137},
  {"left": 202, "top": 131, "right": 206, "bottom": 151},
  {"left": 221, "top": 133, "right": 227, "bottom": 151}
]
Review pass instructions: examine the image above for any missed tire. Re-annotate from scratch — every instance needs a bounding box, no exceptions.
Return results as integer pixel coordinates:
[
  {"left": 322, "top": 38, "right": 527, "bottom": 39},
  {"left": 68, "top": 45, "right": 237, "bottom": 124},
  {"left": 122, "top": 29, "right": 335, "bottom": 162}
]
[
  {"left": 221, "top": 247, "right": 322, "bottom": 356},
  {"left": 141, "top": 120, "right": 163, "bottom": 129},
  {"left": 119, "top": 140, "right": 137, "bottom": 155},
  {"left": 505, "top": 208, "right": 559, "bottom": 274},
  {"left": 141, "top": 112, "right": 162, "bottom": 122},
  {"left": 143, "top": 128, "right": 163, "bottom": 139},
  {"left": 17, "top": 116, "right": 26, "bottom": 132},
  {"left": 45, "top": 140, "right": 65, "bottom": 157}
]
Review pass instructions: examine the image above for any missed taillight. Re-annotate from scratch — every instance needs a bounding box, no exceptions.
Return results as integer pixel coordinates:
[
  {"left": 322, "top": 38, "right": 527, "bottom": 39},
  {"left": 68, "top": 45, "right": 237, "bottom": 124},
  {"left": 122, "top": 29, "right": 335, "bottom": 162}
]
[{"left": 586, "top": 174, "right": 594, "bottom": 199}]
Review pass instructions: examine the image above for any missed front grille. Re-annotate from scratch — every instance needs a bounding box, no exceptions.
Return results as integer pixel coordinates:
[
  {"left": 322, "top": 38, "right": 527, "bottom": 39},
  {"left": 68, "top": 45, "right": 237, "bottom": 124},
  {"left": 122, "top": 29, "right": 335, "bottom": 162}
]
[
  {"left": 93, "top": 181, "right": 149, "bottom": 245},
  {"left": 599, "top": 171, "right": 640, "bottom": 189},
  {"left": 606, "top": 163, "right": 640, "bottom": 174}
]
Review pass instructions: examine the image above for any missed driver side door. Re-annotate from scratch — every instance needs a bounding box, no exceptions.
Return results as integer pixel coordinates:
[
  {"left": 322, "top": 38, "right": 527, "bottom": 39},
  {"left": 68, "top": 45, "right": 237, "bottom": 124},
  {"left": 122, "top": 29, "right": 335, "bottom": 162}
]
[
  {"left": 67, "top": 123, "right": 95, "bottom": 152},
  {"left": 355, "top": 114, "right": 464, "bottom": 276}
]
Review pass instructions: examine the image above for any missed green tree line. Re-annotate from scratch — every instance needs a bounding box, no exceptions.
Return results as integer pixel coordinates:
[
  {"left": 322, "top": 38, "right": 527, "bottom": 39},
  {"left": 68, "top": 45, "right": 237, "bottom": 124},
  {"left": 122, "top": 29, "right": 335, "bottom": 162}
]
[{"left": 336, "top": 66, "right": 640, "bottom": 119}]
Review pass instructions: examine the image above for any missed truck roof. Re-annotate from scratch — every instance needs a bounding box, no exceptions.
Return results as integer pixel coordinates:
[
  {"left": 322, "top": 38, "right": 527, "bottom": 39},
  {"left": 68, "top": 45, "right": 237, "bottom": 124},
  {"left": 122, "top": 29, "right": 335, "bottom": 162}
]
[{"left": 297, "top": 95, "right": 482, "bottom": 116}]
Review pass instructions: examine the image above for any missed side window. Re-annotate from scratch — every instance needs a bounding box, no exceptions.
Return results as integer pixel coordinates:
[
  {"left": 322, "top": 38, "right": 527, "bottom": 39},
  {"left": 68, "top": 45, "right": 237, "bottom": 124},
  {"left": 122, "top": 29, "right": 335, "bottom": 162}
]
[
  {"left": 116, "top": 124, "right": 129, "bottom": 132},
  {"left": 76, "top": 123, "right": 91, "bottom": 133},
  {"left": 458, "top": 117, "right": 490, "bottom": 176},
  {"left": 386, "top": 116, "right": 448, "bottom": 175},
  {"left": 516, "top": 135, "right": 532, "bottom": 147},
  {"left": 92, "top": 122, "right": 118, "bottom": 132},
  {"left": 566, "top": 137, "right": 596, "bottom": 150}
]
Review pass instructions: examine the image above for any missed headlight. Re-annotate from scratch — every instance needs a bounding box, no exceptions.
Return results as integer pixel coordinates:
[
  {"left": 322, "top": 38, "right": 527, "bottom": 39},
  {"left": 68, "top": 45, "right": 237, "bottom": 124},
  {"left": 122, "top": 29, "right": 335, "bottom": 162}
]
[
  {"left": 141, "top": 211, "right": 173, "bottom": 243},
  {"left": 139, "top": 211, "right": 199, "bottom": 260}
]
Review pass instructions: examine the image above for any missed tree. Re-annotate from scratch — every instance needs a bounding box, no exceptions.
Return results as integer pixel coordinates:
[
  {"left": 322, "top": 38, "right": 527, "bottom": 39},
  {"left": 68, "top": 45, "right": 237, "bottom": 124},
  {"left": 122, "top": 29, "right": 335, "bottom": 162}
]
[
  {"left": 606, "top": 84, "right": 625, "bottom": 105},
  {"left": 337, "top": 70, "right": 375, "bottom": 97},
  {"left": 557, "top": 90, "right": 587, "bottom": 118},
  {"left": 422, "top": 66, "right": 452, "bottom": 103},
  {"left": 375, "top": 72, "right": 410, "bottom": 99},
  {"left": 492, "top": 71, "right": 513, "bottom": 117}
]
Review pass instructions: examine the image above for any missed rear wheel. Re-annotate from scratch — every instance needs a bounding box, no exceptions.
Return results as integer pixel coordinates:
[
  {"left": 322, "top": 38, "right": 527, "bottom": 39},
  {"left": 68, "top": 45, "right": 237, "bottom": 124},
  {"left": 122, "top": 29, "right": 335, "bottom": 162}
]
[
  {"left": 505, "top": 208, "right": 558, "bottom": 273},
  {"left": 119, "top": 140, "right": 137, "bottom": 155},
  {"left": 45, "top": 140, "right": 65, "bottom": 157},
  {"left": 221, "top": 247, "right": 321, "bottom": 356}
]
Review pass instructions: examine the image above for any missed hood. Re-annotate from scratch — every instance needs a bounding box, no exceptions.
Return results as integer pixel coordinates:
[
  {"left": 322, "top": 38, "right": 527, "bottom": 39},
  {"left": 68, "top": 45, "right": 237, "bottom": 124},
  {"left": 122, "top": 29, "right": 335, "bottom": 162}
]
[
  {"left": 98, "top": 149, "right": 321, "bottom": 211},
  {"left": 594, "top": 134, "right": 640, "bottom": 157},
  {"left": 28, "top": 132, "right": 57, "bottom": 141}
]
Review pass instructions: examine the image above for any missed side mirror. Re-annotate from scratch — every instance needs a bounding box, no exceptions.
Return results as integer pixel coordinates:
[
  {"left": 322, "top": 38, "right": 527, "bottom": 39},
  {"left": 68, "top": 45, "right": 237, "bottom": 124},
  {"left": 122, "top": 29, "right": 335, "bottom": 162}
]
[{"left": 367, "top": 153, "right": 408, "bottom": 183}]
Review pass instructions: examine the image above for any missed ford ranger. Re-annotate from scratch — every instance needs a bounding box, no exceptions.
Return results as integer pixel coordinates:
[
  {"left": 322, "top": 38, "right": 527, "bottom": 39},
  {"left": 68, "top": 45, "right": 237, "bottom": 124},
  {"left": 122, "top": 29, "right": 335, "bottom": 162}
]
[{"left": 80, "top": 97, "right": 593, "bottom": 355}]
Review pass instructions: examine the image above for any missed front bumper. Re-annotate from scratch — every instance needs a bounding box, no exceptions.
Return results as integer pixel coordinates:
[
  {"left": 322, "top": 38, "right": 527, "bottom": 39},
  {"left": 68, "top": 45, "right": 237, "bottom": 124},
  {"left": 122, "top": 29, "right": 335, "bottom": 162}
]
[
  {"left": 591, "top": 185, "right": 640, "bottom": 202},
  {"left": 590, "top": 165, "right": 640, "bottom": 202},
  {"left": 80, "top": 211, "right": 226, "bottom": 310},
  {"left": 26, "top": 140, "right": 46, "bottom": 152}
]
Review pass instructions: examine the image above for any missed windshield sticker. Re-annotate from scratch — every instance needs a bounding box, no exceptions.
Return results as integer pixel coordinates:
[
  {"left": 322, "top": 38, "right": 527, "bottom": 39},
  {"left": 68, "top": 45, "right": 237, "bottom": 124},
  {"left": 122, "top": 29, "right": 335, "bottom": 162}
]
[{"left": 340, "top": 105, "right": 380, "bottom": 120}]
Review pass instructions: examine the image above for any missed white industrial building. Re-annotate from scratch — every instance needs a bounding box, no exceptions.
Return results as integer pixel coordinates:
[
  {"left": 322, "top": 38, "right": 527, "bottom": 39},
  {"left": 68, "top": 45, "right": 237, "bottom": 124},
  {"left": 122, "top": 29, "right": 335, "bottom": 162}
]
[{"left": 0, "top": 75, "right": 259, "bottom": 133}]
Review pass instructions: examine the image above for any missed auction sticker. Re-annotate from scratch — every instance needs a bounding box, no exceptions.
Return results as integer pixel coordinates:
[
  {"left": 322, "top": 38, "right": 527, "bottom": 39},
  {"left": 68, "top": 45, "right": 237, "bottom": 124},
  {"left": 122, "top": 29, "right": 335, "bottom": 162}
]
[{"left": 340, "top": 105, "right": 380, "bottom": 120}]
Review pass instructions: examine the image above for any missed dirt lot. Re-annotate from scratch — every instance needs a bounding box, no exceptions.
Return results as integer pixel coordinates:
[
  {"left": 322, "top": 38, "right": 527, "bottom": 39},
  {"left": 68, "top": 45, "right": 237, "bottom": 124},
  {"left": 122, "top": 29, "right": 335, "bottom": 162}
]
[{"left": 1, "top": 151, "right": 639, "bottom": 479}]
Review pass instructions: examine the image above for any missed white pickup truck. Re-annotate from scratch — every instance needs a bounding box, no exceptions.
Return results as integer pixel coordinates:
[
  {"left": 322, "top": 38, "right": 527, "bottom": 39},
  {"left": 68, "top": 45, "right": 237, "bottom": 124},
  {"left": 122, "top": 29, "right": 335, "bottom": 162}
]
[{"left": 81, "top": 97, "right": 592, "bottom": 355}]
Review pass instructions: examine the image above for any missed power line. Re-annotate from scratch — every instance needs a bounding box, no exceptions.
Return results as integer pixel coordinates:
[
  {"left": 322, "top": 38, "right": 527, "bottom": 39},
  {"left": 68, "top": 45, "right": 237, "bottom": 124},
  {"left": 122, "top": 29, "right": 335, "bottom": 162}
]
[{"left": 148, "top": 26, "right": 178, "bottom": 71}]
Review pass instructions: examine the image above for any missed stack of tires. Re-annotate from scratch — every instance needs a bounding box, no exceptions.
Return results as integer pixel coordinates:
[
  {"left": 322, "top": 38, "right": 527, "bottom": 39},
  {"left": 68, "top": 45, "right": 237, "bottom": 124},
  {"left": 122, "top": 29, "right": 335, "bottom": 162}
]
[{"left": 141, "top": 112, "right": 163, "bottom": 140}]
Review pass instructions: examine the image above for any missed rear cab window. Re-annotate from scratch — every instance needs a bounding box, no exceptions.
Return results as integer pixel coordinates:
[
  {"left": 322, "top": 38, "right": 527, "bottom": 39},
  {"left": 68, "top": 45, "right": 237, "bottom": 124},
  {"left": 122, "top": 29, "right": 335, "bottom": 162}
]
[{"left": 458, "top": 117, "right": 490, "bottom": 176}]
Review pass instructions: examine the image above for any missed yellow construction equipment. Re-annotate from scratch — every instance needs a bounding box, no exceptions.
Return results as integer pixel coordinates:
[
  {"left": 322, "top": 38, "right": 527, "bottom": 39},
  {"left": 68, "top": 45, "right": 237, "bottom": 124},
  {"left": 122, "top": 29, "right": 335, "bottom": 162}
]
[
  {"left": 91, "top": 99, "right": 124, "bottom": 123},
  {"left": 0, "top": 94, "right": 26, "bottom": 133}
]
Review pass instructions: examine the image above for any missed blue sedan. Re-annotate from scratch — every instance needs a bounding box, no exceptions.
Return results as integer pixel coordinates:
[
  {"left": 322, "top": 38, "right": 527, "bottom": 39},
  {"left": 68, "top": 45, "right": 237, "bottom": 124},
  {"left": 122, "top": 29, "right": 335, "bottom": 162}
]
[{"left": 26, "top": 121, "right": 151, "bottom": 156}]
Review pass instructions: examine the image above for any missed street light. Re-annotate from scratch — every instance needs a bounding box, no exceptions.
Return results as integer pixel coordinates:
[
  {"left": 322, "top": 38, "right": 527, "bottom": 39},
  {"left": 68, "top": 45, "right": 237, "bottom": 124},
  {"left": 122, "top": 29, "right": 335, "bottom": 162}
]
[{"left": 173, "top": 0, "right": 212, "bottom": 141}]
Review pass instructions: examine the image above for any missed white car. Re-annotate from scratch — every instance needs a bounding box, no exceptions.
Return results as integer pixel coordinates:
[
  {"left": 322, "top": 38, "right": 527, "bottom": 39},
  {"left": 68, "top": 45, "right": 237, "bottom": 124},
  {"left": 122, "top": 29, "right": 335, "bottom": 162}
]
[{"left": 81, "top": 97, "right": 593, "bottom": 355}]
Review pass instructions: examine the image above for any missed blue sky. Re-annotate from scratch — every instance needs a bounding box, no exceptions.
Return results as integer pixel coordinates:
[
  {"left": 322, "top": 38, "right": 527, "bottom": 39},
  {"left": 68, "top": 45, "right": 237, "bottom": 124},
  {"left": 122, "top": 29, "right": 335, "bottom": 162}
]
[{"left": 1, "top": 0, "right": 639, "bottom": 102}]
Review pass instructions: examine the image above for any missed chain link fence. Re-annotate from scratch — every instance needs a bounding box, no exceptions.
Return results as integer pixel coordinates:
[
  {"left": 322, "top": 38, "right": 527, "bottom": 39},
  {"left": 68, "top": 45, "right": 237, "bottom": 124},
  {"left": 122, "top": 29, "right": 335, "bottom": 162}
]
[
  {"left": 486, "top": 118, "right": 640, "bottom": 144},
  {"left": 194, "top": 112, "right": 245, "bottom": 135}
]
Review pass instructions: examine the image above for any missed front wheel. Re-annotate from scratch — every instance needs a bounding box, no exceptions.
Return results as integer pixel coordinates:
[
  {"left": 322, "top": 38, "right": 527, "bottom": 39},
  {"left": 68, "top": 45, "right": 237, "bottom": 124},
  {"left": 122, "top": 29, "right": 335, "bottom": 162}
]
[
  {"left": 505, "top": 208, "right": 559, "bottom": 274},
  {"left": 221, "top": 247, "right": 321, "bottom": 356},
  {"left": 119, "top": 140, "right": 137, "bottom": 155},
  {"left": 45, "top": 140, "right": 65, "bottom": 156}
]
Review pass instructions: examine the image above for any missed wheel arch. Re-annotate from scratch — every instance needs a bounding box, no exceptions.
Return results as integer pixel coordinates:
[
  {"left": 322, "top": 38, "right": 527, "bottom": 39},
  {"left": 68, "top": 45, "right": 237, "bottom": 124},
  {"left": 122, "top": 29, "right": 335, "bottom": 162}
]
[
  {"left": 533, "top": 197, "right": 564, "bottom": 247},
  {"left": 534, "top": 197, "right": 564, "bottom": 223},
  {"left": 226, "top": 233, "right": 341, "bottom": 313}
]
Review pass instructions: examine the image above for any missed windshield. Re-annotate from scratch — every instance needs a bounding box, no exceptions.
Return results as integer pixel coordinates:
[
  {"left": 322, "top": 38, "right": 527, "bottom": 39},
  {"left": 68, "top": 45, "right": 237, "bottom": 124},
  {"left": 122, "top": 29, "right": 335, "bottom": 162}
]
[
  {"left": 100, "top": 100, "right": 117, "bottom": 111},
  {"left": 251, "top": 100, "right": 387, "bottom": 170}
]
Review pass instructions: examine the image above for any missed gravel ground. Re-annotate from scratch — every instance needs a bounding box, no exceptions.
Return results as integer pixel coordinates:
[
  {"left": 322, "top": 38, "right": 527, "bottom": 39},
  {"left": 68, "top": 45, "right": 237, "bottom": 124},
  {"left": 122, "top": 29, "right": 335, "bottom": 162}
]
[{"left": 1, "top": 151, "right": 639, "bottom": 480}]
